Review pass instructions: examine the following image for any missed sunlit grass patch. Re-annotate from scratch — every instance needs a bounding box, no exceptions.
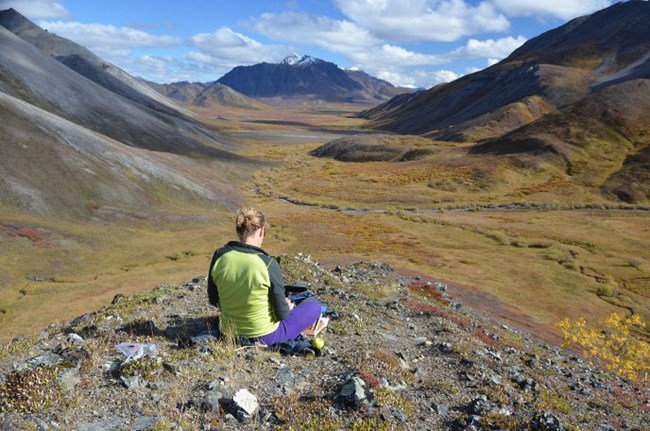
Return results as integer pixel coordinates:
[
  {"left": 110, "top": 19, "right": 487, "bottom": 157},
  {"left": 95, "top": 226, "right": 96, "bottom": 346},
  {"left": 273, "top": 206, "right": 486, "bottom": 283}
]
[{"left": 344, "top": 349, "right": 416, "bottom": 386}]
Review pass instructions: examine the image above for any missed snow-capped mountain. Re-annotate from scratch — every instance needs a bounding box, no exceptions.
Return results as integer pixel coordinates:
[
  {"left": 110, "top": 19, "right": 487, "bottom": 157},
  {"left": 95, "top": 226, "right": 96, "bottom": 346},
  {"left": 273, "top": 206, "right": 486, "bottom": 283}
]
[
  {"left": 281, "top": 54, "right": 324, "bottom": 66},
  {"left": 217, "top": 54, "right": 413, "bottom": 102}
]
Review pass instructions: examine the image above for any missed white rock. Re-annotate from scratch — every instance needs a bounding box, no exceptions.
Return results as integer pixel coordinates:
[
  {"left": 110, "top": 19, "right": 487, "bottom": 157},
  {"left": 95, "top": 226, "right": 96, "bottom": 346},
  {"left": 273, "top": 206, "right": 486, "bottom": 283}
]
[{"left": 233, "top": 388, "right": 259, "bottom": 417}]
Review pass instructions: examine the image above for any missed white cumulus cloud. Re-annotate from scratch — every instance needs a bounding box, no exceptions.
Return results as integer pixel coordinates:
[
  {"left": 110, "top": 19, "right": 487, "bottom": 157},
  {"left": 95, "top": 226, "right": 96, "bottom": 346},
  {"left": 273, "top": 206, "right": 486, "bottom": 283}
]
[
  {"left": 413, "top": 69, "right": 460, "bottom": 87},
  {"left": 38, "top": 21, "right": 180, "bottom": 50},
  {"left": 189, "top": 27, "right": 287, "bottom": 67},
  {"left": 350, "top": 43, "right": 444, "bottom": 68},
  {"left": 247, "top": 12, "right": 379, "bottom": 51},
  {"left": 489, "top": 0, "right": 614, "bottom": 20},
  {"left": 34, "top": 20, "right": 190, "bottom": 82},
  {"left": 0, "top": 0, "right": 68, "bottom": 19},
  {"left": 447, "top": 35, "right": 527, "bottom": 60},
  {"left": 334, "top": 0, "right": 510, "bottom": 42}
]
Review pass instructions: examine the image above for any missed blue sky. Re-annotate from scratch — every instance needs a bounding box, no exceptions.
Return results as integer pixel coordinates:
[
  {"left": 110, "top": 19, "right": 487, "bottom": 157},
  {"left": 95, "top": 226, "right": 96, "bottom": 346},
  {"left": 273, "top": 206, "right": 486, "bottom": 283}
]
[{"left": 1, "top": 0, "right": 616, "bottom": 88}]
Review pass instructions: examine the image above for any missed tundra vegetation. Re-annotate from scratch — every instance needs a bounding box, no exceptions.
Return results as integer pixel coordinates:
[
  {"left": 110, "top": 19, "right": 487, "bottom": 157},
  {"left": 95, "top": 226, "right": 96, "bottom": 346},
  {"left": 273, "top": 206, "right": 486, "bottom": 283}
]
[{"left": 0, "top": 101, "right": 648, "bottom": 381}]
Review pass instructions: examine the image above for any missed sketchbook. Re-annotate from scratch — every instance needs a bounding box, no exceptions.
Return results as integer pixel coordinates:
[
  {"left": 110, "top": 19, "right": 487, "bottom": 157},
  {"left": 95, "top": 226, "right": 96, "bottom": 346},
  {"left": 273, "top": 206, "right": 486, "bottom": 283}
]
[{"left": 303, "top": 315, "right": 330, "bottom": 337}]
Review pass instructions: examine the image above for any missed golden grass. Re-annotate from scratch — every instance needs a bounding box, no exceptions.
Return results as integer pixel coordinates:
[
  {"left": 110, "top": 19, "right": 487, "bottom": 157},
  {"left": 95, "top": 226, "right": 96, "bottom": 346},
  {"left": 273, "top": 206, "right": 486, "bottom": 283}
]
[
  {"left": 233, "top": 109, "right": 649, "bottom": 340},
  {"left": 0, "top": 208, "right": 233, "bottom": 343},
  {"left": 256, "top": 204, "right": 648, "bottom": 336}
]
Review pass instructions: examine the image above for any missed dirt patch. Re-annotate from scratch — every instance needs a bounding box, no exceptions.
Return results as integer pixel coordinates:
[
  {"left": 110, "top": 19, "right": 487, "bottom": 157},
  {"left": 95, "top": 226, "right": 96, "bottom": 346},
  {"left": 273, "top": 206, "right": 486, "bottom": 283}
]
[
  {"left": 0, "top": 223, "right": 52, "bottom": 248},
  {"left": 442, "top": 279, "right": 563, "bottom": 346},
  {"left": 319, "top": 257, "right": 563, "bottom": 346}
]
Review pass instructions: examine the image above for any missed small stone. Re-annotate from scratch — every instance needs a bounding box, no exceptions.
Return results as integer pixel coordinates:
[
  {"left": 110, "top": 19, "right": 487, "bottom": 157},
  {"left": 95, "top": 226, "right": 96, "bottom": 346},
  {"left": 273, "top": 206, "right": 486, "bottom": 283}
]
[
  {"left": 120, "top": 375, "right": 144, "bottom": 389},
  {"left": 334, "top": 376, "right": 371, "bottom": 407},
  {"left": 413, "top": 368, "right": 426, "bottom": 381},
  {"left": 103, "top": 361, "right": 120, "bottom": 375},
  {"left": 59, "top": 367, "right": 81, "bottom": 391},
  {"left": 201, "top": 394, "right": 221, "bottom": 413},
  {"left": 486, "top": 349, "right": 502, "bottom": 361},
  {"left": 532, "top": 412, "right": 566, "bottom": 431},
  {"left": 392, "top": 408, "right": 408, "bottom": 422},
  {"left": 25, "top": 352, "right": 63, "bottom": 369},
  {"left": 273, "top": 366, "right": 295, "bottom": 395},
  {"left": 67, "top": 333, "right": 84, "bottom": 345},
  {"left": 233, "top": 388, "right": 259, "bottom": 417}
]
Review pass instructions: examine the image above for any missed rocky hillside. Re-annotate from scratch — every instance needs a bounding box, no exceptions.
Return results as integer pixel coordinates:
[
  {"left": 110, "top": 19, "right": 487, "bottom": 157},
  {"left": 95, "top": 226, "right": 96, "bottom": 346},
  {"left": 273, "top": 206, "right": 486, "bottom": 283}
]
[
  {"left": 1, "top": 255, "right": 647, "bottom": 430},
  {"left": 310, "top": 134, "right": 438, "bottom": 162},
  {"left": 147, "top": 81, "right": 266, "bottom": 110},
  {"left": 0, "top": 8, "right": 246, "bottom": 218},
  {"left": 470, "top": 79, "right": 650, "bottom": 203},
  {"left": 359, "top": 1, "right": 650, "bottom": 141},
  {"left": 352, "top": 1, "right": 650, "bottom": 205}
]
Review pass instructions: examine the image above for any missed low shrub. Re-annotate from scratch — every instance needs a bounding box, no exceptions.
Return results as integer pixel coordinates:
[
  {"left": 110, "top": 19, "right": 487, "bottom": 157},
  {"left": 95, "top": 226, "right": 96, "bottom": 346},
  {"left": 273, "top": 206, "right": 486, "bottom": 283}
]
[{"left": 558, "top": 312, "right": 650, "bottom": 383}]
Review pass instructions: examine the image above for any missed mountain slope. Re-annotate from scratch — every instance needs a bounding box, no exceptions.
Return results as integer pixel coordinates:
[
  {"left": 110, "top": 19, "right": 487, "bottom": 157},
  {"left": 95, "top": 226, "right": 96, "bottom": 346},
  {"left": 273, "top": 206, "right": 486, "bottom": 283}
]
[
  {"left": 0, "top": 22, "right": 234, "bottom": 158},
  {"left": 0, "top": 8, "right": 187, "bottom": 116},
  {"left": 345, "top": 68, "right": 412, "bottom": 100},
  {"left": 470, "top": 79, "right": 650, "bottom": 203},
  {"left": 0, "top": 91, "right": 234, "bottom": 217},
  {"left": 0, "top": 10, "right": 250, "bottom": 218},
  {"left": 217, "top": 54, "right": 412, "bottom": 103},
  {"left": 149, "top": 81, "right": 266, "bottom": 109},
  {"left": 359, "top": 1, "right": 650, "bottom": 141}
]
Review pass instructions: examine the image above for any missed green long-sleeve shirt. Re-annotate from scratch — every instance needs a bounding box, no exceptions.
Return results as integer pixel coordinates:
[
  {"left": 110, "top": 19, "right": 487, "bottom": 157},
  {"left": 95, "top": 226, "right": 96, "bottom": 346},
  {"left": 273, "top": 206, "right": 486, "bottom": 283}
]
[{"left": 207, "top": 241, "right": 288, "bottom": 337}]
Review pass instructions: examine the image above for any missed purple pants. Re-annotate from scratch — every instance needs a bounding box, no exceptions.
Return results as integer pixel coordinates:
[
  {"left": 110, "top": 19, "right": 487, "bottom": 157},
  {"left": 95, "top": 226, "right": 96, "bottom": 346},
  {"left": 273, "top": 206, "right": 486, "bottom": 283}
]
[{"left": 258, "top": 300, "right": 322, "bottom": 346}]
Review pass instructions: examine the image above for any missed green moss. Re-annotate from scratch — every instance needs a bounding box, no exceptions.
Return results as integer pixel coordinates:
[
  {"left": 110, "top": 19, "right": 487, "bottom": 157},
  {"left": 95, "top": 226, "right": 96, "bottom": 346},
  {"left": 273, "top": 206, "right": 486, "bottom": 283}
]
[
  {"left": 278, "top": 254, "right": 342, "bottom": 289},
  {"left": 149, "top": 418, "right": 173, "bottom": 431},
  {"left": 166, "top": 347, "right": 199, "bottom": 362},
  {"left": 0, "top": 336, "right": 39, "bottom": 361},
  {"left": 119, "top": 357, "right": 163, "bottom": 381},
  {"left": 374, "top": 387, "right": 414, "bottom": 417},
  {"left": 350, "top": 418, "right": 398, "bottom": 431},
  {"left": 479, "top": 411, "right": 526, "bottom": 430},
  {"left": 272, "top": 393, "right": 340, "bottom": 431},
  {"left": 536, "top": 388, "right": 571, "bottom": 414},
  {"left": 287, "top": 417, "right": 343, "bottom": 431},
  {"left": 350, "top": 281, "right": 398, "bottom": 301}
]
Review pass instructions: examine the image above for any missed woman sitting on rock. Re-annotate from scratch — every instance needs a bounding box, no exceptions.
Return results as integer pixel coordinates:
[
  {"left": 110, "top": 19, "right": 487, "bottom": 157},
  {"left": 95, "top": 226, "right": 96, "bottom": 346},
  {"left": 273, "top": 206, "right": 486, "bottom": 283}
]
[{"left": 207, "top": 207, "right": 322, "bottom": 345}]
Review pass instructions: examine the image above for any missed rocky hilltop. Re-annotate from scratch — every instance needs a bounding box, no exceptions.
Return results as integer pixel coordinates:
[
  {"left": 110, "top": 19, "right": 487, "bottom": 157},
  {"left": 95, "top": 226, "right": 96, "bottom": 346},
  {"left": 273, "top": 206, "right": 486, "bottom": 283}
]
[{"left": 1, "top": 255, "right": 647, "bottom": 430}]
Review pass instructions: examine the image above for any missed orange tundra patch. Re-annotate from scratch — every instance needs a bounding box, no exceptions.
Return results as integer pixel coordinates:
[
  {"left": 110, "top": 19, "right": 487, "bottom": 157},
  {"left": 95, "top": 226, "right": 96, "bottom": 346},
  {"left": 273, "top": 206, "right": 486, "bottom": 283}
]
[{"left": 0, "top": 223, "right": 52, "bottom": 247}]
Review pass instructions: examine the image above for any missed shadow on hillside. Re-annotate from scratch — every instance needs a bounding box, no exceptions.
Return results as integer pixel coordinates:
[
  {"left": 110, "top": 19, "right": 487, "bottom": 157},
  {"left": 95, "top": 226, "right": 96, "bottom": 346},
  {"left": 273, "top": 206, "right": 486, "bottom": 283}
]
[{"left": 116, "top": 315, "right": 221, "bottom": 347}]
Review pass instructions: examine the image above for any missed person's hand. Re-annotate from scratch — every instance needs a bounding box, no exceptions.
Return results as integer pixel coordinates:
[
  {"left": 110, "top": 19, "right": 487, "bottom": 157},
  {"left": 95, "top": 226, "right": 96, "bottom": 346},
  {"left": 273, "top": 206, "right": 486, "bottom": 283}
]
[{"left": 285, "top": 297, "right": 295, "bottom": 311}]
